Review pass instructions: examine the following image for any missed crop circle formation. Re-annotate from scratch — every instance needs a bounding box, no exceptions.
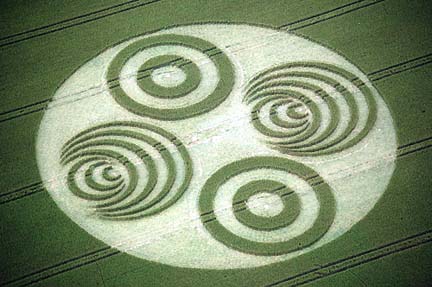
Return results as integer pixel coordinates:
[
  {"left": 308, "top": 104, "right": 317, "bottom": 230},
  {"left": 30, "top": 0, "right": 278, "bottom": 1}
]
[
  {"left": 244, "top": 62, "right": 378, "bottom": 156},
  {"left": 199, "top": 156, "right": 335, "bottom": 256},
  {"left": 107, "top": 34, "right": 234, "bottom": 120},
  {"left": 36, "top": 24, "right": 397, "bottom": 269},
  {"left": 60, "top": 121, "right": 192, "bottom": 220}
]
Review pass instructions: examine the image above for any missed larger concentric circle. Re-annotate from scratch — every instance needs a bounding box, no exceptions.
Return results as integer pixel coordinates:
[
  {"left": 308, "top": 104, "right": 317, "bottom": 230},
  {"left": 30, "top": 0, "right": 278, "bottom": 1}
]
[
  {"left": 199, "top": 157, "right": 335, "bottom": 255},
  {"left": 107, "top": 34, "right": 235, "bottom": 120}
]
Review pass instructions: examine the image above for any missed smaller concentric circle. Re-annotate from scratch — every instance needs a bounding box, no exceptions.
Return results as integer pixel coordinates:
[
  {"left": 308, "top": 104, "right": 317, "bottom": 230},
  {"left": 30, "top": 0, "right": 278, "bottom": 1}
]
[
  {"left": 199, "top": 157, "right": 336, "bottom": 256},
  {"left": 246, "top": 192, "right": 284, "bottom": 217},
  {"left": 139, "top": 55, "right": 201, "bottom": 98},
  {"left": 234, "top": 180, "right": 301, "bottom": 231},
  {"left": 107, "top": 34, "right": 235, "bottom": 120},
  {"left": 151, "top": 65, "right": 186, "bottom": 88}
]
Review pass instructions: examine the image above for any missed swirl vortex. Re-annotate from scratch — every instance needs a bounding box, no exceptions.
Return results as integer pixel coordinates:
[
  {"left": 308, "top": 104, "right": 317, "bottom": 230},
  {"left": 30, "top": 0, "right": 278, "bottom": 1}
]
[
  {"left": 60, "top": 121, "right": 192, "bottom": 220},
  {"left": 107, "top": 34, "right": 235, "bottom": 120},
  {"left": 244, "top": 62, "right": 377, "bottom": 156},
  {"left": 199, "top": 157, "right": 335, "bottom": 256}
]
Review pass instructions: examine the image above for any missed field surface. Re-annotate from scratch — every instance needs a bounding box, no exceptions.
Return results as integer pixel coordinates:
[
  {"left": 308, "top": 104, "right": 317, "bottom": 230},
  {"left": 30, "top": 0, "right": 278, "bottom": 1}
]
[{"left": 1, "top": 0, "right": 431, "bottom": 286}]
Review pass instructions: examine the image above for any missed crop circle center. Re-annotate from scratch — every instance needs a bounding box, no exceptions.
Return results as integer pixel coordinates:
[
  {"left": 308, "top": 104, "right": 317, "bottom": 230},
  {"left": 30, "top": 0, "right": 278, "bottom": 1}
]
[
  {"left": 246, "top": 192, "right": 285, "bottom": 217},
  {"left": 151, "top": 65, "right": 186, "bottom": 88}
]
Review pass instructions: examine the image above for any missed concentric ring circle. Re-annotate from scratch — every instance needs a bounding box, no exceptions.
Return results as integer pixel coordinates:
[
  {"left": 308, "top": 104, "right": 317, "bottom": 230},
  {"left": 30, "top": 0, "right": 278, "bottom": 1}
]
[
  {"left": 233, "top": 180, "right": 301, "bottom": 231},
  {"left": 199, "top": 157, "right": 336, "bottom": 256},
  {"left": 107, "top": 34, "right": 235, "bottom": 120},
  {"left": 138, "top": 55, "right": 201, "bottom": 98}
]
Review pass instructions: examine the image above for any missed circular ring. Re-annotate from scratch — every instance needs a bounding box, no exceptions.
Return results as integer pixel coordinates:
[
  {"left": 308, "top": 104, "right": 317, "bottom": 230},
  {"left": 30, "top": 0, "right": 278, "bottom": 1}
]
[
  {"left": 199, "top": 156, "right": 336, "bottom": 256},
  {"left": 137, "top": 54, "right": 201, "bottom": 99},
  {"left": 233, "top": 180, "right": 301, "bottom": 231},
  {"left": 107, "top": 34, "right": 235, "bottom": 120}
]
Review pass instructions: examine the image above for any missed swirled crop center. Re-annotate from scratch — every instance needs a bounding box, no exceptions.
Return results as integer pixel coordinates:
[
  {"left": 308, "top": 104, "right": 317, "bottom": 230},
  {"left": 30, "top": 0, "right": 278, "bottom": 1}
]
[{"left": 36, "top": 24, "right": 397, "bottom": 269}]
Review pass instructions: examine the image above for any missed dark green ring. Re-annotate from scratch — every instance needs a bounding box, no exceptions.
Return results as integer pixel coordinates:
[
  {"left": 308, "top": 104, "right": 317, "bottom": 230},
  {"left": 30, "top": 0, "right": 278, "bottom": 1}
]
[
  {"left": 199, "top": 156, "right": 336, "bottom": 256},
  {"left": 108, "top": 34, "right": 235, "bottom": 121},
  {"left": 137, "top": 54, "right": 201, "bottom": 99},
  {"left": 233, "top": 180, "right": 301, "bottom": 231}
]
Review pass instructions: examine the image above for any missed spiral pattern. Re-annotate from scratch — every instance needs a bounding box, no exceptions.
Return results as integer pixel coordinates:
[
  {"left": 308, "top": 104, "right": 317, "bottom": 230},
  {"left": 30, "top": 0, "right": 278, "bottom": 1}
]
[
  {"left": 107, "top": 34, "right": 235, "bottom": 120},
  {"left": 244, "top": 62, "right": 377, "bottom": 156},
  {"left": 199, "top": 157, "right": 335, "bottom": 256},
  {"left": 60, "top": 121, "right": 192, "bottom": 220}
]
